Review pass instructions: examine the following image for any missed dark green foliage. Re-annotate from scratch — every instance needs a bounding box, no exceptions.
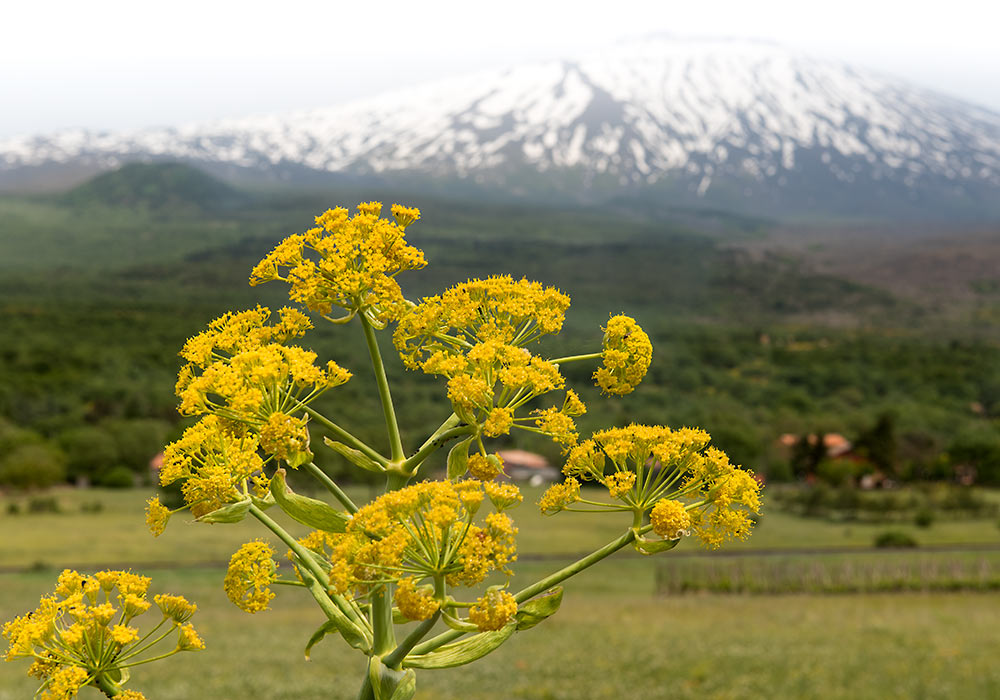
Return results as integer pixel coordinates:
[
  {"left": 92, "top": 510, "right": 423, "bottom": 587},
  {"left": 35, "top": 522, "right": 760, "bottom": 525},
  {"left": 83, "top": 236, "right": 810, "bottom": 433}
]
[
  {"left": 95, "top": 465, "right": 137, "bottom": 489},
  {"left": 61, "top": 162, "right": 248, "bottom": 213},
  {"left": 874, "top": 531, "right": 919, "bottom": 548},
  {"left": 1, "top": 168, "right": 998, "bottom": 490},
  {"left": 655, "top": 552, "right": 1000, "bottom": 594},
  {"left": 914, "top": 508, "right": 935, "bottom": 528},
  {"left": 0, "top": 444, "right": 66, "bottom": 489}
]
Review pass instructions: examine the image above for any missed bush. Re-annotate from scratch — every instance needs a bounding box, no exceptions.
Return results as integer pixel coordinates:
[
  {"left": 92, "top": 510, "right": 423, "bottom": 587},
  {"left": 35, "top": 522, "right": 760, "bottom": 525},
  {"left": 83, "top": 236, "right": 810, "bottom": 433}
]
[
  {"left": 0, "top": 444, "right": 67, "bottom": 488},
  {"left": 95, "top": 465, "right": 136, "bottom": 489},
  {"left": 914, "top": 508, "right": 935, "bottom": 528},
  {"left": 874, "top": 531, "right": 918, "bottom": 548},
  {"left": 27, "top": 496, "right": 61, "bottom": 514},
  {"left": 57, "top": 425, "right": 120, "bottom": 482}
]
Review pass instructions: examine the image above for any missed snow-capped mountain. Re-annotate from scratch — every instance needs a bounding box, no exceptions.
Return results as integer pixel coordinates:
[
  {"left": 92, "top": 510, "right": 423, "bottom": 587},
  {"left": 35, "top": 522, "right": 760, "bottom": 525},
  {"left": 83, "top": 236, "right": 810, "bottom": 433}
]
[{"left": 4, "top": 37, "right": 1000, "bottom": 219}]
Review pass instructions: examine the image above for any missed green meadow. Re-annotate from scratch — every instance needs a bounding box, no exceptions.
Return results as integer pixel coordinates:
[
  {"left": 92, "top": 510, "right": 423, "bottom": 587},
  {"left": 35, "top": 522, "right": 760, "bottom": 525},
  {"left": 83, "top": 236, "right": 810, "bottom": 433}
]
[{"left": 2, "top": 488, "right": 1000, "bottom": 699}]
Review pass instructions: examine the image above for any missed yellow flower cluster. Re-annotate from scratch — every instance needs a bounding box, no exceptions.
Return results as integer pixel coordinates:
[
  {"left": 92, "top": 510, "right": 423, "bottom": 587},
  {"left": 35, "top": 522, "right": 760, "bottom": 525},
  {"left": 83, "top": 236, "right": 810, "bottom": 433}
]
[
  {"left": 2, "top": 570, "right": 201, "bottom": 699},
  {"left": 468, "top": 589, "right": 518, "bottom": 632},
  {"left": 395, "top": 276, "right": 584, "bottom": 446},
  {"left": 553, "top": 424, "right": 761, "bottom": 548},
  {"left": 594, "top": 315, "right": 652, "bottom": 395},
  {"left": 300, "top": 481, "right": 518, "bottom": 602},
  {"left": 393, "top": 578, "right": 440, "bottom": 621},
  {"left": 250, "top": 202, "right": 426, "bottom": 323},
  {"left": 650, "top": 499, "right": 691, "bottom": 539},
  {"left": 537, "top": 477, "right": 581, "bottom": 514},
  {"left": 175, "top": 306, "right": 350, "bottom": 467},
  {"left": 157, "top": 416, "right": 264, "bottom": 519},
  {"left": 224, "top": 540, "right": 278, "bottom": 613}
]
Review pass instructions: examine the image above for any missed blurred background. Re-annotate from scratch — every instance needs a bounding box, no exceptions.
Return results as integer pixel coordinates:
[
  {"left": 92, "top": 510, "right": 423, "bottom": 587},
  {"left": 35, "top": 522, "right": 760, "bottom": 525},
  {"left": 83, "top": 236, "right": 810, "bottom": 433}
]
[{"left": 1, "top": 1, "right": 999, "bottom": 698}]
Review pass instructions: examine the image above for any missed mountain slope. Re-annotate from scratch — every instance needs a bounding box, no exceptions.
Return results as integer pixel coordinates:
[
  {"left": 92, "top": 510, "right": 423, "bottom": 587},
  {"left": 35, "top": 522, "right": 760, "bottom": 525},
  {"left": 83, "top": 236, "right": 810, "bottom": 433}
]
[{"left": 3, "top": 37, "right": 999, "bottom": 219}]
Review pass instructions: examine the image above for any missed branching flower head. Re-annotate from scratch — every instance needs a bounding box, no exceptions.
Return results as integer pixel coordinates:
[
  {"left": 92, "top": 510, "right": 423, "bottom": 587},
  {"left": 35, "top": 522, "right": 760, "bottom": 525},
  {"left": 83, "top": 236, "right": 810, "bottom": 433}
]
[
  {"left": 175, "top": 307, "right": 350, "bottom": 467},
  {"left": 159, "top": 416, "right": 263, "bottom": 518},
  {"left": 250, "top": 202, "right": 426, "bottom": 323},
  {"left": 312, "top": 480, "right": 519, "bottom": 600},
  {"left": 224, "top": 540, "right": 278, "bottom": 613},
  {"left": 594, "top": 314, "right": 652, "bottom": 395},
  {"left": 3, "top": 569, "right": 201, "bottom": 699},
  {"left": 556, "top": 424, "right": 761, "bottom": 548}
]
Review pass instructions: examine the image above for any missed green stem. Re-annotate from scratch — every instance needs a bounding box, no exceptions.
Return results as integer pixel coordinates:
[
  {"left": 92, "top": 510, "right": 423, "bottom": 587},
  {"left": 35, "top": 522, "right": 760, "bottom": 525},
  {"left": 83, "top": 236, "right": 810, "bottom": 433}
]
[
  {"left": 383, "top": 611, "right": 440, "bottom": 669},
  {"left": 400, "top": 423, "right": 475, "bottom": 474},
  {"left": 248, "top": 504, "right": 367, "bottom": 632},
  {"left": 94, "top": 673, "right": 123, "bottom": 698},
  {"left": 515, "top": 528, "right": 639, "bottom": 602},
  {"left": 305, "top": 461, "right": 359, "bottom": 513},
  {"left": 370, "top": 586, "right": 396, "bottom": 656},
  {"left": 383, "top": 576, "right": 446, "bottom": 668},
  {"left": 361, "top": 314, "right": 405, "bottom": 462},
  {"left": 549, "top": 352, "right": 602, "bottom": 365},
  {"left": 304, "top": 406, "right": 389, "bottom": 468}
]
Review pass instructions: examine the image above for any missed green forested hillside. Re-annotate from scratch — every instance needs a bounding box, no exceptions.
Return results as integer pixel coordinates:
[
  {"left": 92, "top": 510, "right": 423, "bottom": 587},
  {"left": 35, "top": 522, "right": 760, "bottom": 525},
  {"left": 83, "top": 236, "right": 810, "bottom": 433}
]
[{"left": 1, "top": 164, "right": 998, "bottom": 488}]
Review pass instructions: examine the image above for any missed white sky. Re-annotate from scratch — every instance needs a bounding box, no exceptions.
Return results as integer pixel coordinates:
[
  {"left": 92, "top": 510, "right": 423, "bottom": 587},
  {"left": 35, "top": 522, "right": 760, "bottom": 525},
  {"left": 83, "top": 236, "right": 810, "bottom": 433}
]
[{"left": 2, "top": 0, "right": 999, "bottom": 138}]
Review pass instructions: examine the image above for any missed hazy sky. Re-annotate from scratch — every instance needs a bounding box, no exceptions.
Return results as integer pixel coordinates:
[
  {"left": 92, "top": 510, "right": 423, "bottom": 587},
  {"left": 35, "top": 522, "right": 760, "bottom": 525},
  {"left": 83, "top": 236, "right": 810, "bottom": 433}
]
[{"left": 3, "top": 0, "right": 999, "bottom": 138}]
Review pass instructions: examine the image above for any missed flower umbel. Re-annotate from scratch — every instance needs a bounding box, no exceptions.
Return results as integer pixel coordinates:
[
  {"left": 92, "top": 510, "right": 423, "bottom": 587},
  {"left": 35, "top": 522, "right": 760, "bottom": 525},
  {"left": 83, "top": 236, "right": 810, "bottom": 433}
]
[{"left": 2, "top": 570, "right": 202, "bottom": 699}]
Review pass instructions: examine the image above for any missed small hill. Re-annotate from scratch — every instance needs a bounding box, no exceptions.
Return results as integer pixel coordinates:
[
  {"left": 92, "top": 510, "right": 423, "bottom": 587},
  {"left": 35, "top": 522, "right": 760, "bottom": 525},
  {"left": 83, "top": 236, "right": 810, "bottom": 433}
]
[{"left": 62, "top": 162, "right": 248, "bottom": 211}]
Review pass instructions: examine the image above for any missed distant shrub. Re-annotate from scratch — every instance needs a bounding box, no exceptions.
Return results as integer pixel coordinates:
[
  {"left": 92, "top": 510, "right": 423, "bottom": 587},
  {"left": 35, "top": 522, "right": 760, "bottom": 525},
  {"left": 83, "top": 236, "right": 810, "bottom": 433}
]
[
  {"left": 27, "top": 496, "right": 61, "bottom": 514},
  {"left": 914, "top": 508, "right": 935, "bottom": 528},
  {"left": 57, "top": 425, "right": 119, "bottom": 482},
  {"left": 6, "top": 502, "right": 21, "bottom": 515},
  {"left": 80, "top": 500, "right": 104, "bottom": 514},
  {"left": 95, "top": 465, "right": 135, "bottom": 489},
  {"left": 0, "top": 444, "right": 67, "bottom": 489},
  {"left": 874, "top": 531, "right": 918, "bottom": 548}
]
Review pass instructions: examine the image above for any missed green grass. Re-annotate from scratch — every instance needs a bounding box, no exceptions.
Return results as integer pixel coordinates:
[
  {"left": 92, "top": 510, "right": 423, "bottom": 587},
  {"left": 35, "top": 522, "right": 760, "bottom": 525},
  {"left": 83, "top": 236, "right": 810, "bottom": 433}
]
[
  {"left": 2, "top": 565, "right": 1000, "bottom": 699},
  {"left": 3, "top": 488, "right": 1000, "bottom": 698},
  {"left": 4, "top": 488, "right": 999, "bottom": 570}
]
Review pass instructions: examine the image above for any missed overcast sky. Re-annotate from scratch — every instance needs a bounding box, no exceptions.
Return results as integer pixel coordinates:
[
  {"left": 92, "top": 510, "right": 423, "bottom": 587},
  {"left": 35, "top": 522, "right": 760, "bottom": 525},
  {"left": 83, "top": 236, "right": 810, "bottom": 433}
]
[{"left": 3, "top": 0, "right": 998, "bottom": 138}]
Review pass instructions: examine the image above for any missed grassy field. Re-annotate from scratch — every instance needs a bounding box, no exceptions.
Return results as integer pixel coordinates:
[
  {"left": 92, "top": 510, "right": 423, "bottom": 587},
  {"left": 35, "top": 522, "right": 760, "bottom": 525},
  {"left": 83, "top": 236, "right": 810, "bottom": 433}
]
[{"left": 2, "top": 488, "right": 1000, "bottom": 698}]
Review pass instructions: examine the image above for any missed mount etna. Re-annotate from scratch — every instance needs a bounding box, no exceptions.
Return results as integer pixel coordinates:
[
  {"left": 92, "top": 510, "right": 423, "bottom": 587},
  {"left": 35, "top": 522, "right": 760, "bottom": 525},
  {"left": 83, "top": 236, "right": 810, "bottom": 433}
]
[{"left": 3, "top": 36, "right": 999, "bottom": 219}]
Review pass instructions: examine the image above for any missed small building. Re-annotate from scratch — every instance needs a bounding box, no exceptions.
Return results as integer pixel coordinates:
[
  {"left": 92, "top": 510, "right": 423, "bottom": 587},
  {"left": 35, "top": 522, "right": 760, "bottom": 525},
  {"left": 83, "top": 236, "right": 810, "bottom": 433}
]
[{"left": 496, "top": 450, "right": 560, "bottom": 486}]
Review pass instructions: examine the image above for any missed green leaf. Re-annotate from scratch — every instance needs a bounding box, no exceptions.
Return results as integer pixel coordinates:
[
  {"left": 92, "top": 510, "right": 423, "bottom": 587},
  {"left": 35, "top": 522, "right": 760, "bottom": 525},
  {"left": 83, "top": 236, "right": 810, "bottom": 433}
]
[
  {"left": 249, "top": 492, "right": 276, "bottom": 509},
  {"left": 447, "top": 437, "right": 473, "bottom": 480},
  {"left": 368, "top": 657, "right": 417, "bottom": 700},
  {"left": 303, "top": 620, "right": 338, "bottom": 660},
  {"left": 515, "top": 586, "right": 563, "bottom": 630},
  {"left": 632, "top": 534, "right": 681, "bottom": 555},
  {"left": 303, "top": 612, "right": 370, "bottom": 656},
  {"left": 441, "top": 610, "right": 479, "bottom": 632},
  {"left": 403, "top": 624, "right": 516, "bottom": 669},
  {"left": 196, "top": 499, "right": 251, "bottom": 524},
  {"left": 270, "top": 469, "right": 350, "bottom": 533},
  {"left": 324, "top": 437, "right": 385, "bottom": 473}
]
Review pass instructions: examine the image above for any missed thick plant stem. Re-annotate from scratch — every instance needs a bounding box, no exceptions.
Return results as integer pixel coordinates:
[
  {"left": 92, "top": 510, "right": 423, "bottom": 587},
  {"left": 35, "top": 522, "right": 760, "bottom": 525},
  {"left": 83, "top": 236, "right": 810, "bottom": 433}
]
[
  {"left": 371, "top": 586, "right": 396, "bottom": 655},
  {"left": 304, "top": 406, "right": 388, "bottom": 468},
  {"left": 95, "top": 674, "right": 123, "bottom": 698},
  {"left": 383, "top": 612, "right": 440, "bottom": 669},
  {"left": 361, "top": 314, "right": 405, "bottom": 463},
  {"left": 305, "top": 461, "right": 359, "bottom": 513}
]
